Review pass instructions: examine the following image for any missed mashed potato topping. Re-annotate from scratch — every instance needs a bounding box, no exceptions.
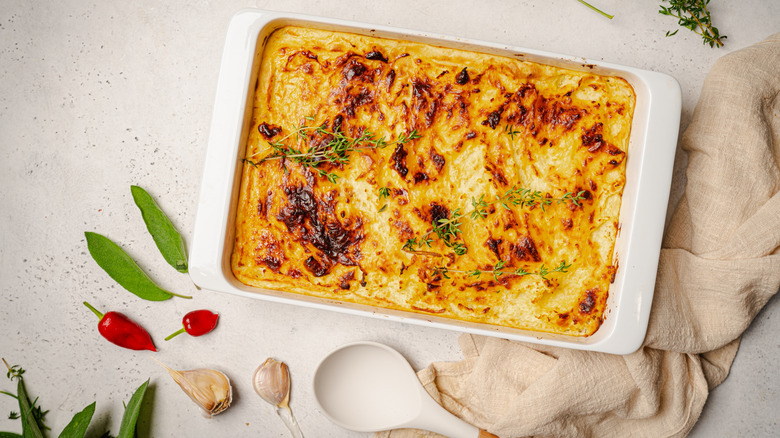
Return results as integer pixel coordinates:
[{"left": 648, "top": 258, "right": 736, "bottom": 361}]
[{"left": 231, "top": 26, "right": 635, "bottom": 336}]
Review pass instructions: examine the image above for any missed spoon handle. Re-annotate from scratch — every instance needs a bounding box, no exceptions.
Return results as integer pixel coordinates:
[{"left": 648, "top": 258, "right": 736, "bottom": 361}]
[
  {"left": 478, "top": 430, "right": 499, "bottom": 438},
  {"left": 276, "top": 405, "right": 305, "bottom": 438}
]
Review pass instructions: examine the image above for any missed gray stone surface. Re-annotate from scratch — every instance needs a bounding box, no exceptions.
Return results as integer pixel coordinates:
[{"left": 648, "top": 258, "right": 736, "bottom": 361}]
[{"left": 1, "top": 1, "right": 778, "bottom": 436}]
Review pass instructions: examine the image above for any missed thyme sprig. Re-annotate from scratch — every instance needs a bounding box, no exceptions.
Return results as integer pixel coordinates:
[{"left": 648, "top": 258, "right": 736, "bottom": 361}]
[
  {"left": 403, "top": 208, "right": 467, "bottom": 256},
  {"left": 471, "top": 186, "right": 587, "bottom": 218},
  {"left": 403, "top": 186, "right": 586, "bottom": 257},
  {"left": 433, "top": 260, "right": 572, "bottom": 282},
  {"left": 659, "top": 0, "right": 726, "bottom": 48},
  {"left": 246, "top": 119, "right": 421, "bottom": 183}
]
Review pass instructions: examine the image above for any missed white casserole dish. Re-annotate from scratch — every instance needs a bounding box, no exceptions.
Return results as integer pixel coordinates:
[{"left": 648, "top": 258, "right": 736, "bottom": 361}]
[{"left": 189, "top": 9, "right": 681, "bottom": 355}]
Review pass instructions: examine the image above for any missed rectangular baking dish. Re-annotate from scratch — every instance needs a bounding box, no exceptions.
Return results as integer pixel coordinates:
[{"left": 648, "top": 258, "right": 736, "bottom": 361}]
[{"left": 189, "top": 9, "right": 680, "bottom": 355}]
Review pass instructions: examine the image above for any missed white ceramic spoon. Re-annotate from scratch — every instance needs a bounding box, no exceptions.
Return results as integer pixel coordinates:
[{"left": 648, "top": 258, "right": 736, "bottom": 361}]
[{"left": 313, "top": 341, "right": 497, "bottom": 438}]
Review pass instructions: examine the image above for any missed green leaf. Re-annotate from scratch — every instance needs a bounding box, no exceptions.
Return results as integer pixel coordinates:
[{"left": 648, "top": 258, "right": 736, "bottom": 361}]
[
  {"left": 85, "top": 232, "right": 189, "bottom": 301},
  {"left": 16, "top": 377, "right": 44, "bottom": 438},
  {"left": 0, "top": 432, "right": 23, "bottom": 438},
  {"left": 131, "top": 185, "right": 188, "bottom": 273},
  {"left": 117, "top": 380, "right": 149, "bottom": 438},
  {"left": 57, "top": 402, "right": 95, "bottom": 438}
]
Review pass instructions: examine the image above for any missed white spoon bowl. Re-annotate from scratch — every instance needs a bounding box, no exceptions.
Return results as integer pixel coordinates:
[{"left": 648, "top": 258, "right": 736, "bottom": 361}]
[{"left": 313, "top": 341, "right": 496, "bottom": 438}]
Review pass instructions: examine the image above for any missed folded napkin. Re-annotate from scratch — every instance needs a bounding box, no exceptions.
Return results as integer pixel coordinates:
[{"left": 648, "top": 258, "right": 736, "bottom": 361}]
[{"left": 377, "top": 32, "right": 780, "bottom": 438}]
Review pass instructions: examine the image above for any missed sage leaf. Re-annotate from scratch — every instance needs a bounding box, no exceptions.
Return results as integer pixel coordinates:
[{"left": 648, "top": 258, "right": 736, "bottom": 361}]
[
  {"left": 85, "top": 232, "right": 190, "bottom": 301},
  {"left": 16, "top": 376, "right": 44, "bottom": 438},
  {"left": 57, "top": 402, "right": 95, "bottom": 438},
  {"left": 117, "top": 380, "right": 149, "bottom": 438},
  {"left": 131, "top": 185, "right": 188, "bottom": 273}
]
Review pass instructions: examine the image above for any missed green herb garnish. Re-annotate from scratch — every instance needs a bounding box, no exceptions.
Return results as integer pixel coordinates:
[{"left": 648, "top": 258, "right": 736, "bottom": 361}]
[
  {"left": 131, "top": 185, "right": 188, "bottom": 273},
  {"left": 404, "top": 187, "right": 586, "bottom": 257},
  {"left": 504, "top": 124, "right": 523, "bottom": 140},
  {"left": 471, "top": 186, "right": 587, "bottom": 218},
  {"left": 434, "top": 260, "right": 572, "bottom": 283},
  {"left": 84, "top": 232, "right": 191, "bottom": 301},
  {"left": 403, "top": 208, "right": 468, "bottom": 256},
  {"left": 246, "top": 119, "right": 420, "bottom": 183},
  {"left": 659, "top": 0, "right": 726, "bottom": 48}
]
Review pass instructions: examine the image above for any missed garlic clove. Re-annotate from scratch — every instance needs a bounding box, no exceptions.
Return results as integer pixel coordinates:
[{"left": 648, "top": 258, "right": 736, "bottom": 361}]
[
  {"left": 253, "top": 358, "right": 305, "bottom": 438},
  {"left": 153, "top": 358, "right": 232, "bottom": 417},
  {"left": 253, "top": 358, "right": 291, "bottom": 408}
]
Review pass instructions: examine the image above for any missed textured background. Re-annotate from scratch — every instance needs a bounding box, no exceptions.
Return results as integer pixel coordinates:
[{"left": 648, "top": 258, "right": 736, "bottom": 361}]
[{"left": 1, "top": 1, "right": 778, "bottom": 436}]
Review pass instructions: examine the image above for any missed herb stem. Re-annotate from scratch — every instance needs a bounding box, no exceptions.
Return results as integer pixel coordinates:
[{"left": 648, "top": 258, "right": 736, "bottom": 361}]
[
  {"left": 256, "top": 138, "right": 409, "bottom": 163},
  {"left": 400, "top": 247, "right": 444, "bottom": 258},
  {"left": 258, "top": 145, "right": 339, "bottom": 162},
  {"left": 435, "top": 260, "right": 572, "bottom": 282},
  {"left": 247, "top": 124, "right": 324, "bottom": 159},
  {"left": 576, "top": 0, "right": 614, "bottom": 19}
]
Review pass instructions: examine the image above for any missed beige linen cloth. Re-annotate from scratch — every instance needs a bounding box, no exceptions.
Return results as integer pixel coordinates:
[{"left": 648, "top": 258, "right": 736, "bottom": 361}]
[{"left": 377, "top": 33, "right": 780, "bottom": 438}]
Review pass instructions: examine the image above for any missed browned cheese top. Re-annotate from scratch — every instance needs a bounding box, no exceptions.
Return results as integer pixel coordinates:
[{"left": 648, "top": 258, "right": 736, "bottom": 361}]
[{"left": 231, "top": 26, "right": 636, "bottom": 336}]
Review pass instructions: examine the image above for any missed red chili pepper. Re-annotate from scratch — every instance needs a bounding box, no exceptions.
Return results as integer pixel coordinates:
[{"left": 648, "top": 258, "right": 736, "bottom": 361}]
[
  {"left": 83, "top": 301, "right": 156, "bottom": 351},
  {"left": 165, "top": 309, "right": 219, "bottom": 341}
]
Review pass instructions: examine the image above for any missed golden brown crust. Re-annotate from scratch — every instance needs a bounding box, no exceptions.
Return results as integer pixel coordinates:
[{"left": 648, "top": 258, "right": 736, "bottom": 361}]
[{"left": 231, "top": 26, "right": 636, "bottom": 336}]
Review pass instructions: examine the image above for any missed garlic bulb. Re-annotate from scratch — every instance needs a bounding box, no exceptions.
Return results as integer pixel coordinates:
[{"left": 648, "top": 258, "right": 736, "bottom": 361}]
[
  {"left": 253, "top": 358, "right": 304, "bottom": 438},
  {"left": 154, "top": 358, "right": 232, "bottom": 417}
]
